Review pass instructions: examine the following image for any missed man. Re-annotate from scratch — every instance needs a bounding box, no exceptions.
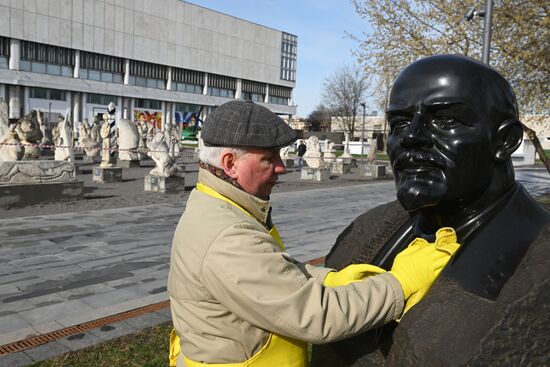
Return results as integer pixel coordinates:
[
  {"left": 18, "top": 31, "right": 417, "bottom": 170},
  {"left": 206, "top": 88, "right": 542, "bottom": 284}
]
[
  {"left": 312, "top": 55, "right": 550, "bottom": 366},
  {"left": 168, "top": 100, "right": 459, "bottom": 366},
  {"left": 297, "top": 139, "right": 306, "bottom": 169}
]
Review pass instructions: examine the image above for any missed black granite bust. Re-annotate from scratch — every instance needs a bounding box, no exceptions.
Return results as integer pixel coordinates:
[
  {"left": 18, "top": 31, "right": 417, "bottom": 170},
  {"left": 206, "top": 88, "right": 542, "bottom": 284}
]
[{"left": 312, "top": 55, "right": 550, "bottom": 366}]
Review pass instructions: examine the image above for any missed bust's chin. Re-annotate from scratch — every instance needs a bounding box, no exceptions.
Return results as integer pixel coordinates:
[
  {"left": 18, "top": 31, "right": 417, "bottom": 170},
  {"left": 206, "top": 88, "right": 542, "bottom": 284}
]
[{"left": 396, "top": 180, "right": 447, "bottom": 212}]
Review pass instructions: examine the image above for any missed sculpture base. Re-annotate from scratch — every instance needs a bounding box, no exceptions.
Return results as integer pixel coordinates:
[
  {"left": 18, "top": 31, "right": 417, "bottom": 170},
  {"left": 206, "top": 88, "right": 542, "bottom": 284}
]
[
  {"left": 117, "top": 159, "right": 140, "bottom": 168},
  {"left": 283, "top": 158, "right": 295, "bottom": 169},
  {"left": 362, "top": 164, "right": 386, "bottom": 178},
  {"left": 144, "top": 175, "right": 185, "bottom": 193},
  {"left": 0, "top": 181, "right": 83, "bottom": 207},
  {"left": 93, "top": 166, "right": 122, "bottom": 183},
  {"left": 301, "top": 167, "right": 330, "bottom": 181},
  {"left": 330, "top": 162, "right": 351, "bottom": 175}
]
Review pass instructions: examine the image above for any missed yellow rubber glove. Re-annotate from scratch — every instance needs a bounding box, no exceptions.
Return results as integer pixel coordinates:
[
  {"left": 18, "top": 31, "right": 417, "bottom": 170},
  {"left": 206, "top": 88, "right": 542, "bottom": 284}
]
[
  {"left": 389, "top": 227, "right": 461, "bottom": 316},
  {"left": 323, "top": 263, "right": 386, "bottom": 287},
  {"left": 169, "top": 328, "right": 180, "bottom": 367}
]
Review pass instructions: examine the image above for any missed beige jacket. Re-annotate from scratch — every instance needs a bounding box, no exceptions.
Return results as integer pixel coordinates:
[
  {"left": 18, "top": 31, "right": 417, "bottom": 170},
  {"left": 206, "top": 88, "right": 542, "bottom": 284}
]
[{"left": 168, "top": 169, "right": 404, "bottom": 364}]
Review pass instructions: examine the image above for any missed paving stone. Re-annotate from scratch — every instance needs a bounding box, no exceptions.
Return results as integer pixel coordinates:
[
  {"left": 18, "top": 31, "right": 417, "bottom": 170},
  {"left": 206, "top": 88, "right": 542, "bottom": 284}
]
[
  {"left": 57, "top": 332, "right": 102, "bottom": 352},
  {"left": 0, "top": 313, "right": 32, "bottom": 333},
  {"left": 124, "top": 311, "right": 170, "bottom": 330},
  {"left": 19, "top": 300, "right": 95, "bottom": 325},
  {"left": 24, "top": 340, "right": 71, "bottom": 362},
  {"left": 88, "top": 320, "right": 137, "bottom": 342},
  {"left": 0, "top": 351, "right": 34, "bottom": 367}
]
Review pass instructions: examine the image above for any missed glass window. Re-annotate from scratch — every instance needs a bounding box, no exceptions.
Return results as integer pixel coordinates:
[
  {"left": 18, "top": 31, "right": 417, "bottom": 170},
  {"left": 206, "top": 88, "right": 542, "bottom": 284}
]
[
  {"left": 79, "top": 68, "right": 88, "bottom": 79},
  {"left": 0, "top": 56, "right": 7, "bottom": 69},
  {"left": 30, "top": 87, "right": 48, "bottom": 99},
  {"left": 113, "top": 73, "right": 123, "bottom": 83},
  {"left": 61, "top": 65, "right": 72, "bottom": 77},
  {"left": 176, "top": 82, "right": 185, "bottom": 92},
  {"left": 32, "top": 62, "right": 46, "bottom": 73},
  {"left": 20, "top": 60, "right": 31, "bottom": 71},
  {"left": 46, "top": 64, "right": 61, "bottom": 75},
  {"left": 49, "top": 89, "right": 65, "bottom": 100},
  {"left": 146, "top": 78, "right": 157, "bottom": 88},
  {"left": 101, "top": 72, "right": 113, "bottom": 82},
  {"left": 88, "top": 69, "right": 101, "bottom": 81},
  {"left": 157, "top": 79, "right": 165, "bottom": 89},
  {"left": 136, "top": 76, "right": 147, "bottom": 87},
  {"left": 128, "top": 75, "right": 135, "bottom": 85}
]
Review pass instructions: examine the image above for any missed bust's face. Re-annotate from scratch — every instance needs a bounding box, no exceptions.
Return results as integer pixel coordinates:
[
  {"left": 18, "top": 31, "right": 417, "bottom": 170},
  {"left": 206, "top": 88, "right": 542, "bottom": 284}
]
[{"left": 386, "top": 57, "right": 498, "bottom": 212}]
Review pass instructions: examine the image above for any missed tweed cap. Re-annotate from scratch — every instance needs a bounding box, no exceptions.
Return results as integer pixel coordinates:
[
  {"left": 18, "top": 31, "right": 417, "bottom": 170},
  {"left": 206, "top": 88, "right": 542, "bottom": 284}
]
[{"left": 201, "top": 100, "right": 297, "bottom": 149}]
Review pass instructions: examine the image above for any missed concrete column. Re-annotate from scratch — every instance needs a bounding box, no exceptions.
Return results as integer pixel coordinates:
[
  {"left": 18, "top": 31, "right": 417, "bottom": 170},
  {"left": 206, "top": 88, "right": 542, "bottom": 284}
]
[
  {"left": 72, "top": 91, "right": 81, "bottom": 123},
  {"left": 129, "top": 98, "right": 135, "bottom": 121},
  {"left": 81, "top": 92, "right": 88, "bottom": 122},
  {"left": 124, "top": 59, "right": 130, "bottom": 85},
  {"left": 122, "top": 97, "right": 129, "bottom": 119},
  {"left": 9, "top": 39, "right": 20, "bottom": 70},
  {"left": 235, "top": 78, "right": 242, "bottom": 99},
  {"left": 171, "top": 102, "right": 176, "bottom": 125},
  {"left": 8, "top": 85, "right": 21, "bottom": 119},
  {"left": 289, "top": 88, "right": 293, "bottom": 106},
  {"left": 166, "top": 66, "right": 172, "bottom": 90},
  {"left": 203, "top": 73, "right": 208, "bottom": 95},
  {"left": 116, "top": 96, "right": 123, "bottom": 122},
  {"left": 264, "top": 84, "right": 269, "bottom": 104},
  {"left": 161, "top": 101, "right": 166, "bottom": 130},
  {"left": 73, "top": 50, "right": 80, "bottom": 78},
  {"left": 0, "top": 83, "right": 5, "bottom": 100},
  {"left": 23, "top": 86, "right": 30, "bottom": 115}
]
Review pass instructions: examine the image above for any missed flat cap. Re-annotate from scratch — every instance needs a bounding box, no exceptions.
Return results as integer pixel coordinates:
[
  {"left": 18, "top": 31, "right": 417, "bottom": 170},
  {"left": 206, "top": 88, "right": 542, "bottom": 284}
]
[{"left": 201, "top": 100, "right": 297, "bottom": 149}]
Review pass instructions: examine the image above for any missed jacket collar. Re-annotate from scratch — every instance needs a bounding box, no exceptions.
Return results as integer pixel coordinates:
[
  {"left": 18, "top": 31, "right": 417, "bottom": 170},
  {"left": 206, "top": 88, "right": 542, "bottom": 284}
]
[{"left": 198, "top": 168, "right": 271, "bottom": 225}]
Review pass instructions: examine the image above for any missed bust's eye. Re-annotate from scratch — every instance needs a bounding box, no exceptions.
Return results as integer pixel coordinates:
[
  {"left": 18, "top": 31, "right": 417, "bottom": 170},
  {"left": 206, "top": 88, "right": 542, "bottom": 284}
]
[
  {"left": 432, "top": 117, "right": 458, "bottom": 130},
  {"left": 389, "top": 119, "right": 410, "bottom": 134}
]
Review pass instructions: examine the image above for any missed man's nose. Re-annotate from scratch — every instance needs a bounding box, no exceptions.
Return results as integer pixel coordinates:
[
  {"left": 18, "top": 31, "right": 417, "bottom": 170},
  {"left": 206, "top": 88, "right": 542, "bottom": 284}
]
[
  {"left": 401, "top": 113, "right": 433, "bottom": 148},
  {"left": 274, "top": 155, "right": 286, "bottom": 173}
]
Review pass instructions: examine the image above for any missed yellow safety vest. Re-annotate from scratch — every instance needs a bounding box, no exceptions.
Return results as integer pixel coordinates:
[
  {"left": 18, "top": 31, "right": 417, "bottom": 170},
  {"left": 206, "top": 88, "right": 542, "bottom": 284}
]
[{"left": 169, "top": 183, "right": 308, "bottom": 367}]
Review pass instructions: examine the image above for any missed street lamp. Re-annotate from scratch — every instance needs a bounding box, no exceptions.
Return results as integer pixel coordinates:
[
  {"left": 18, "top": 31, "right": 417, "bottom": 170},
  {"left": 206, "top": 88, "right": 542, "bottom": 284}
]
[
  {"left": 360, "top": 102, "right": 366, "bottom": 169},
  {"left": 48, "top": 102, "right": 52, "bottom": 130},
  {"left": 465, "top": 0, "right": 494, "bottom": 65}
]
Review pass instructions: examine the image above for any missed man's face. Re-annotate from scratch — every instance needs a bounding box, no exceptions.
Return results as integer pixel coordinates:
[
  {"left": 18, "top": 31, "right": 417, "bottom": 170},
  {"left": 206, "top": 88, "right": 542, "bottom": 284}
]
[
  {"left": 233, "top": 148, "right": 286, "bottom": 199},
  {"left": 386, "top": 66, "right": 497, "bottom": 212}
]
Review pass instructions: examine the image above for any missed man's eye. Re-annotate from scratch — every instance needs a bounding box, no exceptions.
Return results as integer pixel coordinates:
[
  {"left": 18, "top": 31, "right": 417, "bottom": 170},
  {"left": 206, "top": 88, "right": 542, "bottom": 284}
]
[
  {"left": 432, "top": 117, "right": 458, "bottom": 130},
  {"left": 390, "top": 119, "right": 410, "bottom": 134}
]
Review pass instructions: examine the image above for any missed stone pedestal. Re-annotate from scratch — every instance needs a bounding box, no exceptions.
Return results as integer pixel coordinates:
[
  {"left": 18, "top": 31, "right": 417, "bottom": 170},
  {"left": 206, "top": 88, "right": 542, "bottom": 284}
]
[
  {"left": 0, "top": 181, "right": 84, "bottom": 207},
  {"left": 330, "top": 162, "right": 351, "bottom": 175},
  {"left": 93, "top": 166, "right": 122, "bottom": 183},
  {"left": 144, "top": 175, "right": 185, "bottom": 193},
  {"left": 363, "top": 164, "right": 386, "bottom": 178},
  {"left": 301, "top": 167, "right": 330, "bottom": 181},
  {"left": 283, "top": 158, "right": 295, "bottom": 169},
  {"left": 117, "top": 159, "right": 140, "bottom": 168}
]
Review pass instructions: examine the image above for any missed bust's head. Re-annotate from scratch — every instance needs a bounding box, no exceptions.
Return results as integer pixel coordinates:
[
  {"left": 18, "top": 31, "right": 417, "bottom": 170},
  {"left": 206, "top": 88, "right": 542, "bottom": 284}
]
[{"left": 386, "top": 55, "right": 523, "bottom": 212}]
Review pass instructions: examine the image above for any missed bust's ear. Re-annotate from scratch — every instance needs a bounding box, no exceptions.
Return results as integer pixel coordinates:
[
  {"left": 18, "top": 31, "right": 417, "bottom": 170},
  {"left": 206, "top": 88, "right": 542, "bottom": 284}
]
[{"left": 494, "top": 119, "right": 523, "bottom": 161}]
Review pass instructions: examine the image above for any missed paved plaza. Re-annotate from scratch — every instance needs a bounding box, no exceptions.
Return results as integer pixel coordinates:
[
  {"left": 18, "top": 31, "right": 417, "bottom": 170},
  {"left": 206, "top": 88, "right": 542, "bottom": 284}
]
[{"left": 0, "top": 166, "right": 548, "bottom": 366}]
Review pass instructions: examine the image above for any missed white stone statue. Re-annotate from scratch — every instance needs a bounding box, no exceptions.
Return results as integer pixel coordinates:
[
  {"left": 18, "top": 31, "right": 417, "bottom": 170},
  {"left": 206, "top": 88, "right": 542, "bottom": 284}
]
[
  {"left": 0, "top": 99, "right": 9, "bottom": 140},
  {"left": 117, "top": 118, "right": 140, "bottom": 161},
  {"left": 323, "top": 140, "right": 337, "bottom": 161},
  {"left": 341, "top": 132, "right": 352, "bottom": 158},
  {"left": 15, "top": 111, "right": 43, "bottom": 160},
  {"left": 164, "top": 122, "right": 180, "bottom": 160},
  {"left": 99, "top": 114, "right": 115, "bottom": 167},
  {"left": 0, "top": 124, "right": 23, "bottom": 161},
  {"left": 147, "top": 131, "right": 181, "bottom": 177},
  {"left": 367, "top": 138, "right": 377, "bottom": 164},
  {"left": 304, "top": 136, "right": 324, "bottom": 169},
  {"left": 52, "top": 116, "right": 74, "bottom": 162},
  {"left": 280, "top": 145, "right": 290, "bottom": 159},
  {"left": 78, "top": 118, "right": 101, "bottom": 158}
]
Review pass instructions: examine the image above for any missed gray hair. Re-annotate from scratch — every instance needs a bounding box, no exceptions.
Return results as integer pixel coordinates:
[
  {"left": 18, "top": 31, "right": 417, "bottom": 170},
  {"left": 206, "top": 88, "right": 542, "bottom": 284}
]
[{"left": 199, "top": 146, "right": 248, "bottom": 168}]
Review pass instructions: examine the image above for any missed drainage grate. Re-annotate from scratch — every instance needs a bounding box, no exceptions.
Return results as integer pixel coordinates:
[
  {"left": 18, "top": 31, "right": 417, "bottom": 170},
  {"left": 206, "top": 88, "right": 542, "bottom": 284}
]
[
  {"left": 0, "top": 300, "right": 170, "bottom": 356},
  {"left": 1, "top": 256, "right": 325, "bottom": 357}
]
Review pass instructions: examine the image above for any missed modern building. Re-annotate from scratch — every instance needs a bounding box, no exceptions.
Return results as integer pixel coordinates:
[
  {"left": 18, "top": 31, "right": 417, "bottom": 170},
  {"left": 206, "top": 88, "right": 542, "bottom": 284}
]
[{"left": 0, "top": 0, "right": 297, "bottom": 130}]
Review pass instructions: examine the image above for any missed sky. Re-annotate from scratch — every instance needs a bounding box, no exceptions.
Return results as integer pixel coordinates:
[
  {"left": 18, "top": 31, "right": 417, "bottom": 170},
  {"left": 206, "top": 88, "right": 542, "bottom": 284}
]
[{"left": 185, "top": 0, "right": 369, "bottom": 117}]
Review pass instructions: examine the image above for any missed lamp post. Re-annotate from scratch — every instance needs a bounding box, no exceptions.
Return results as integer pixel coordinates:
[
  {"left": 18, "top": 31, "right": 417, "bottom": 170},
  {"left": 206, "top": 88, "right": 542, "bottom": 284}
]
[
  {"left": 48, "top": 102, "right": 52, "bottom": 130},
  {"left": 465, "top": 0, "right": 494, "bottom": 65},
  {"left": 360, "top": 102, "right": 366, "bottom": 169}
]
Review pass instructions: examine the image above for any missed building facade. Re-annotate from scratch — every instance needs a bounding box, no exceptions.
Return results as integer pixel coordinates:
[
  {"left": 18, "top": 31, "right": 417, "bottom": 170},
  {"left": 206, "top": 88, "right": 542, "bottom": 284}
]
[{"left": 0, "top": 0, "right": 297, "bottom": 129}]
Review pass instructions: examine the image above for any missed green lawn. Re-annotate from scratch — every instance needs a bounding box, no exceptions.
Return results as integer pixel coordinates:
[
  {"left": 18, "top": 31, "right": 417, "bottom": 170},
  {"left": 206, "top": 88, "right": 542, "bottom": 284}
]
[{"left": 30, "top": 323, "right": 172, "bottom": 367}]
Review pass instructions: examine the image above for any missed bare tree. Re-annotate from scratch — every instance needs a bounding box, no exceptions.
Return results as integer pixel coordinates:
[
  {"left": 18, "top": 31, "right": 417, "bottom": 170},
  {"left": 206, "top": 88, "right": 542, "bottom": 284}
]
[
  {"left": 352, "top": 0, "right": 550, "bottom": 172},
  {"left": 306, "top": 104, "right": 332, "bottom": 132},
  {"left": 321, "top": 64, "right": 371, "bottom": 137}
]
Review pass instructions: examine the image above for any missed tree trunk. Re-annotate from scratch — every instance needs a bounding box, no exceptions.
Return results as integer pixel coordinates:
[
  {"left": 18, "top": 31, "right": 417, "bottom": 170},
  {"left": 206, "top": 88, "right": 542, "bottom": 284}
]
[{"left": 522, "top": 123, "right": 550, "bottom": 175}]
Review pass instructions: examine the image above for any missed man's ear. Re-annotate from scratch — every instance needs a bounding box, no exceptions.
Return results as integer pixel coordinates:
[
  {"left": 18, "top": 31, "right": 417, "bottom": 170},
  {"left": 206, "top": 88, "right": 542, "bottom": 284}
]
[
  {"left": 494, "top": 119, "right": 523, "bottom": 161},
  {"left": 220, "top": 151, "right": 239, "bottom": 179}
]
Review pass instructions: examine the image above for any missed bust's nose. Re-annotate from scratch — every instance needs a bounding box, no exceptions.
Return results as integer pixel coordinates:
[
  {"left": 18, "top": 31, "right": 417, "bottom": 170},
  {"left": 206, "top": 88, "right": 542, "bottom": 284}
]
[{"left": 401, "top": 113, "right": 433, "bottom": 149}]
